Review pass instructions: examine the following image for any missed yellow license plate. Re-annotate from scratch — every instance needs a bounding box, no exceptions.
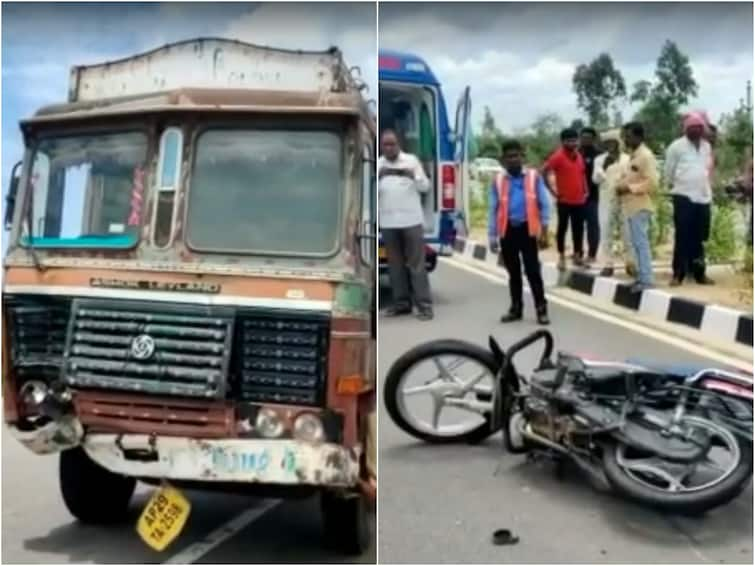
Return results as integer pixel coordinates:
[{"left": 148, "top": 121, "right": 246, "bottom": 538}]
[
  {"left": 378, "top": 247, "right": 387, "bottom": 259},
  {"left": 136, "top": 484, "right": 191, "bottom": 552}
]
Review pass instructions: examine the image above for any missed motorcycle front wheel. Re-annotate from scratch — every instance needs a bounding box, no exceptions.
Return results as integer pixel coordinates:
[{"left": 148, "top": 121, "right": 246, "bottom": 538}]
[
  {"left": 383, "top": 340, "right": 499, "bottom": 444},
  {"left": 602, "top": 415, "right": 753, "bottom": 515}
]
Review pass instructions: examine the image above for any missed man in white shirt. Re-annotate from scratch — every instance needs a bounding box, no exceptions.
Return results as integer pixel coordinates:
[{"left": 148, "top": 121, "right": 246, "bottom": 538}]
[
  {"left": 664, "top": 112, "right": 715, "bottom": 286},
  {"left": 378, "top": 129, "right": 434, "bottom": 321},
  {"left": 592, "top": 130, "right": 634, "bottom": 277}
]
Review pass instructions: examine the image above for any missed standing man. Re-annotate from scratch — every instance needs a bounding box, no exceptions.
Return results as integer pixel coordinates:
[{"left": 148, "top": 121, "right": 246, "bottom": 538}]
[
  {"left": 378, "top": 129, "right": 434, "bottom": 321},
  {"left": 543, "top": 128, "right": 588, "bottom": 270},
  {"left": 592, "top": 130, "right": 634, "bottom": 276},
  {"left": 617, "top": 122, "right": 657, "bottom": 293},
  {"left": 580, "top": 127, "right": 601, "bottom": 267},
  {"left": 665, "top": 112, "right": 715, "bottom": 286},
  {"left": 489, "top": 140, "right": 551, "bottom": 325}
]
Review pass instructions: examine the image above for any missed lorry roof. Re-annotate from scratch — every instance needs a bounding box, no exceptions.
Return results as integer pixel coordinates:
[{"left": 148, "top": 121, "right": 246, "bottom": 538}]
[
  {"left": 24, "top": 87, "right": 368, "bottom": 125},
  {"left": 23, "top": 37, "right": 374, "bottom": 124}
]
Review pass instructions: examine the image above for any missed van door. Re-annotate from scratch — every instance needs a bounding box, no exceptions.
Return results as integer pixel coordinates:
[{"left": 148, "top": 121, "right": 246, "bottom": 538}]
[{"left": 453, "top": 85, "right": 472, "bottom": 238}]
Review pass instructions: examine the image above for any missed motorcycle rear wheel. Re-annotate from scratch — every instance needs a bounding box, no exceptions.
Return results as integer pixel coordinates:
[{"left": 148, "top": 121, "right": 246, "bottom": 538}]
[{"left": 602, "top": 416, "right": 752, "bottom": 515}]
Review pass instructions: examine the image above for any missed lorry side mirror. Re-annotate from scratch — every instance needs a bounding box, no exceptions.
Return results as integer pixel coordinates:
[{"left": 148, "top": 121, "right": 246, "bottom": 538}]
[{"left": 4, "top": 161, "right": 22, "bottom": 231}]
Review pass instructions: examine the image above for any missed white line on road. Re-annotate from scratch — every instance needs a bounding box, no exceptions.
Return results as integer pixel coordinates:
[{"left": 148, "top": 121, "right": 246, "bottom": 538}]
[
  {"left": 442, "top": 256, "right": 753, "bottom": 373},
  {"left": 164, "top": 499, "right": 281, "bottom": 564}
]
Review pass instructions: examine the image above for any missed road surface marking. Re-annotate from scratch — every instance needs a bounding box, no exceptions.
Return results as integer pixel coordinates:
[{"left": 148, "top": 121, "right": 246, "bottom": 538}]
[
  {"left": 164, "top": 499, "right": 280, "bottom": 564},
  {"left": 442, "top": 256, "right": 753, "bottom": 373}
]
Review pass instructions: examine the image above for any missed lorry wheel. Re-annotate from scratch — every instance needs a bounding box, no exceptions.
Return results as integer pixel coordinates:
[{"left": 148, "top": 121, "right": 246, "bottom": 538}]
[
  {"left": 321, "top": 491, "right": 370, "bottom": 555},
  {"left": 59, "top": 447, "right": 136, "bottom": 524}
]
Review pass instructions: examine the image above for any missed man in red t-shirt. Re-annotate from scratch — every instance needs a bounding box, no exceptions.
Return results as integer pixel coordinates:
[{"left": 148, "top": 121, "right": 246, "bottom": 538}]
[{"left": 543, "top": 128, "right": 588, "bottom": 269}]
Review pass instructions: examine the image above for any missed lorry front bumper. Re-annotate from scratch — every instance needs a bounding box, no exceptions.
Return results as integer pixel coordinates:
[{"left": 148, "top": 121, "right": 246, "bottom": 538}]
[{"left": 83, "top": 434, "right": 360, "bottom": 487}]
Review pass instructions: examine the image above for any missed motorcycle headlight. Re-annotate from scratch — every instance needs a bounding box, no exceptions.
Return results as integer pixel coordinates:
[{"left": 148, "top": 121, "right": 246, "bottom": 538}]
[
  {"left": 255, "top": 408, "right": 285, "bottom": 439},
  {"left": 293, "top": 413, "right": 324, "bottom": 443}
]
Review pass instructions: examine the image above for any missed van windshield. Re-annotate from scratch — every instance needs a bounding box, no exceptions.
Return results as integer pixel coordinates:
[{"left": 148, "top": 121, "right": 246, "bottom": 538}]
[
  {"left": 186, "top": 129, "right": 343, "bottom": 255},
  {"left": 22, "top": 132, "right": 148, "bottom": 248}
]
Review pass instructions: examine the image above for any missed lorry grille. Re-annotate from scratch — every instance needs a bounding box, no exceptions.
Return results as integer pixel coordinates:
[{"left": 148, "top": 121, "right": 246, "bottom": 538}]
[
  {"left": 234, "top": 309, "right": 330, "bottom": 406},
  {"left": 63, "top": 299, "right": 234, "bottom": 399},
  {"left": 74, "top": 391, "right": 234, "bottom": 437},
  {"left": 4, "top": 295, "right": 71, "bottom": 382}
]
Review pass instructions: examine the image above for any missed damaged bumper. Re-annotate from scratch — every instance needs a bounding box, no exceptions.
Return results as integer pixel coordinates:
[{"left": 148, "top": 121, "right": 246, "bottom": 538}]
[
  {"left": 7, "top": 417, "right": 84, "bottom": 455},
  {"left": 83, "top": 434, "right": 360, "bottom": 487}
]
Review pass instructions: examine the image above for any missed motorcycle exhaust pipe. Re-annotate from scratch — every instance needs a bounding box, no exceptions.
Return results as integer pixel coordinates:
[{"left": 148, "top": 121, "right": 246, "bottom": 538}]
[
  {"left": 520, "top": 420, "right": 610, "bottom": 490},
  {"left": 520, "top": 422, "right": 569, "bottom": 454}
]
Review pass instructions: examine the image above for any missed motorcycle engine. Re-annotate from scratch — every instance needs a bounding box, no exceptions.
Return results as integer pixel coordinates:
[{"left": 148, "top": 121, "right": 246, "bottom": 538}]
[{"left": 523, "top": 397, "right": 575, "bottom": 443}]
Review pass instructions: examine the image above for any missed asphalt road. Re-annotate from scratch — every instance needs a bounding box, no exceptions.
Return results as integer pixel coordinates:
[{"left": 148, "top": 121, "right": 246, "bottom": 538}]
[
  {"left": 378, "top": 260, "right": 753, "bottom": 564},
  {"left": 1, "top": 425, "right": 375, "bottom": 564}
]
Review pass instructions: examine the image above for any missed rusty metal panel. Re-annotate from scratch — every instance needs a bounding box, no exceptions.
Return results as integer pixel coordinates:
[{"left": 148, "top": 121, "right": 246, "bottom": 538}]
[
  {"left": 74, "top": 391, "right": 234, "bottom": 438},
  {"left": 69, "top": 38, "right": 350, "bottom": 103}
]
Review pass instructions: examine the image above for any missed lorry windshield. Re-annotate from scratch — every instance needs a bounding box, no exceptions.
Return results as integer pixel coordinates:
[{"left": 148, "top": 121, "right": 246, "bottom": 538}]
[
  {"left": 187, "top": 129, "right": 343, "bottom": 255},
  {"left": 22, "top": 132, "right": 148, "bottom": 248}
]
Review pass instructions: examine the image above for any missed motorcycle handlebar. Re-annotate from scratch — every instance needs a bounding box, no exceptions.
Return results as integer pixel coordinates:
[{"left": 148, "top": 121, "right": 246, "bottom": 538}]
[{"left": 504, "top": 329, "right": 554, "bottom": 368}]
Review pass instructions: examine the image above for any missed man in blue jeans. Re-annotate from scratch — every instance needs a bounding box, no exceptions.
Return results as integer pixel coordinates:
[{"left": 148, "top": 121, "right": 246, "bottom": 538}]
[{"left": 616, "top": 122, "right": 658, "bottom": 293}]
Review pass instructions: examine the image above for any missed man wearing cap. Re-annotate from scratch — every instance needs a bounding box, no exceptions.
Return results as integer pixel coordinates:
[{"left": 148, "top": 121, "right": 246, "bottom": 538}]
[
  {"left": 592, "top": 129, "right": 634, "bottom": 277},
  {"left": 664, "top": 112, "right": 716, "bottom": 286}
]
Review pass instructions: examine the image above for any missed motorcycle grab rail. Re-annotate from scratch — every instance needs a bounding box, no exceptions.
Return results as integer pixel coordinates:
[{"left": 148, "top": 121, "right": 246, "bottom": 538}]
[
  {"left": 684, "top": 368, "right": 753, "bottom": 389},
  {"left": 503, "top": 329, "right": 554, "bottom": 370}
]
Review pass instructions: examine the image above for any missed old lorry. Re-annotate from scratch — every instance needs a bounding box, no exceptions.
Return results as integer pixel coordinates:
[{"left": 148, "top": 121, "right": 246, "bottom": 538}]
[{"left": 2, "top": 38, "right": 376, "bottom": 554}]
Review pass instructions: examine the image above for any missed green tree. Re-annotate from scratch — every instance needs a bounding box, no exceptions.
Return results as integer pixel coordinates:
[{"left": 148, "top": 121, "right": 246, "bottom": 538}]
[
  {"left": 473, "top": 106, "right": 504, "bottom": 159},
  {"left": 569, "top": 118, "right": 586, "bottom": 132},
  {"left": 522, "top": 113, "right": 564, "bottom": 165},
  {"left": 653, "top": 40, "right": 698, "bottom": 106},
  {"left": 630, "top": 80, "right": 652, "bottom": 103},
  {"left": 716, "top": 100, "right": 753, "bottom": 182},
  {"left": 481, "top": 106, "right": 500, "bottom": 138},
  {"left": 632, "top": 41, "right": 699, "bottom": 153},
  {"left": 572, "top": 53, "right": 627, "bottom": 129}
]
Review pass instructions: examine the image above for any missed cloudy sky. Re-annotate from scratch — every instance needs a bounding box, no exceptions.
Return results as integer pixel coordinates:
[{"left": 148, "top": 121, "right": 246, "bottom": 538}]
[
  {"left": 1, "top": 1, "right": 376, "bottom": 197},
  {"left": 380, "top": 1, "right": 753, "bottom": 134}
]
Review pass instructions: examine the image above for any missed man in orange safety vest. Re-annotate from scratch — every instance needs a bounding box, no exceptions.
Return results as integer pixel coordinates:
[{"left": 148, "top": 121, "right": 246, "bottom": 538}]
[{"left": 488, "top": 140, "right": 551, "bottom": 325}]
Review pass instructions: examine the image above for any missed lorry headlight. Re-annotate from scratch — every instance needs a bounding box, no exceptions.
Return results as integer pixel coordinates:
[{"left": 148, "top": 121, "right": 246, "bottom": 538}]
[
  {"left": 293, "top": 413, "right": 324, "bottom": 443},
  {"left": 255, "top": 408, "right": 285, "bottom": 438}
]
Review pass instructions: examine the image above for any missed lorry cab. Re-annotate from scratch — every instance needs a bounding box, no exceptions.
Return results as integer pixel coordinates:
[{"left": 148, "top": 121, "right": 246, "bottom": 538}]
[
  {"left": 377, "top": 49, "right": 471, "bottom": 273},
  {"left": 2, "top": 38, "right": 375, "bottom": 554}
]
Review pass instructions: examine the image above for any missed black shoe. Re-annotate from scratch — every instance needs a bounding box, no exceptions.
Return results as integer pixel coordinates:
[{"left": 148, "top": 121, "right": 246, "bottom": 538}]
[
  {"left": 600, "top": 266, "right": 615, "bottom": 277},
  {"left": 695, "top": 276, "right": 715, "bottom": 285},
  {"left": 536, "top": 306, "right": 550, "bottom": 325},
  {"left": 500, "top": 310, "right": 523, "bottom": 323},
  {"left": 383, "top": 306, "right": 412, "bottom": 317},
  {"left": 416, "top": 309, "right": 434, "bottom": 321}
]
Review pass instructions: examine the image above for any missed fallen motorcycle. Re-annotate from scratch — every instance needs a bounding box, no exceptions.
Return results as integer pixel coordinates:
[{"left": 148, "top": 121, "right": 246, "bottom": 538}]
[{"left": 384, "top": 330, "right": 753, "bottom": 514}]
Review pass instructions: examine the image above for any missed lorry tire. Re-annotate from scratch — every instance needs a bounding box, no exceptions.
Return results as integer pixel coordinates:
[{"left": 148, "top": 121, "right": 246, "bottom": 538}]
[
  {"left": 321, "top": 491, "right": 370, "bottom": 555},
  {"left": 59, "top": 447, "right": 136, "bottom": 524}
]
